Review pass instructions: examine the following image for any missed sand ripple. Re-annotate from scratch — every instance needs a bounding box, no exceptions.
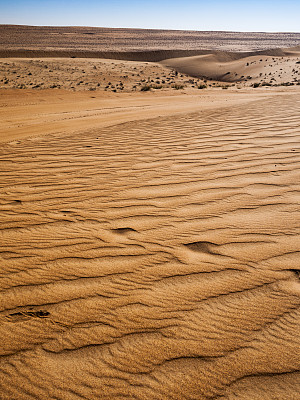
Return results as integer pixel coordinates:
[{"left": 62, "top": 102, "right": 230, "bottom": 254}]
[{"left": 0, "top": 93, "right": 300, "bottom": 399}]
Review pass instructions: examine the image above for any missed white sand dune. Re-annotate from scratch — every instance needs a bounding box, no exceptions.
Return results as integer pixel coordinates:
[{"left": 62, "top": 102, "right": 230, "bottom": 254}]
[{"left": 0, "top": 89, "right": 299, "bottom": 399}]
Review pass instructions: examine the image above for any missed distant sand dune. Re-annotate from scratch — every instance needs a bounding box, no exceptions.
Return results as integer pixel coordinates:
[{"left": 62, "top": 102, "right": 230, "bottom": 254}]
[
  {"left": 0, "top": 92, "right": 299, "bottom": 399},
  {"left": 161, "top": 47, "right": 300, "bottom": 82},
  {"left": 1, "top": 25, "right": 300, "bottom": 87}
]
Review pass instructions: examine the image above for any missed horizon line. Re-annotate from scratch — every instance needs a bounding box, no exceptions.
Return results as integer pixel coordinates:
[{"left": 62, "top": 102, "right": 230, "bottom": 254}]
[{"left": 1, "top": 23, "right": 300, "bottom": 35}]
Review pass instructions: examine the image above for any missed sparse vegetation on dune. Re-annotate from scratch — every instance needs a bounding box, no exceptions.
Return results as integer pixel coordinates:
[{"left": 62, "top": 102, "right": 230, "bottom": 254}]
[{"left": 140, "top": 85, "right": 151, "bottom": 91}]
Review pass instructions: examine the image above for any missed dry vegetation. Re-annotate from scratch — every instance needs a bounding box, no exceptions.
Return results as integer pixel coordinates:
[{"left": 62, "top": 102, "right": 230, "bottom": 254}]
[
  {"left": 1, "top": 25, "right": 300, "bottom": 52},
  {"left": 0, "top": 58, "right": 209, "bottom": 92}
]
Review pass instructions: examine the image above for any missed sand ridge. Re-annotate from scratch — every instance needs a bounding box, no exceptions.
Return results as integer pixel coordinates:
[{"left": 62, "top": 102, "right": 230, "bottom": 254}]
[{"left": 1, "top": 87, "right": 290, "bottom": 143}]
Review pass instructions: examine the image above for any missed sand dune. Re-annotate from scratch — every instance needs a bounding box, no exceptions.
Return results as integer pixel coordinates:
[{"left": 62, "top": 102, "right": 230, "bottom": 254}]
[
  {"left": 161, "top": 47, "right": 300, "bottom": 83},
  {"left": 1, "top": 25, "right": 300, "bottom": 88},
  {"left": 0, "top": 89, "right": 299, "bottom": 399},
  {"left": 0, "top": 23, "right": 300, "bottom": 400},
  {"left": 0, "top": 87, "right": 294, "bottom": 143}
]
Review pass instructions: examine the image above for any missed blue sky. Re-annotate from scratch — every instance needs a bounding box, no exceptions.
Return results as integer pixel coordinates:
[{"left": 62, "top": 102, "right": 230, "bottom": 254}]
[{"left": 0, "top": 0, "right": 299, "bottom": 32}]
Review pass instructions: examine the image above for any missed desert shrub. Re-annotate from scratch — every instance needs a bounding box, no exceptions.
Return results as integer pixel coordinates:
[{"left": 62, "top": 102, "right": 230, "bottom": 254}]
[
  {"left": 141, "top": 85, "right": 151, "bottom": 91},
  {"left": 198, "top": 84, "right": 207, "bottom": 89},
  {"left": 172, "top": 84, "right": 184, "bottom": 90},
  {"left": 152, "top": 85, "right": 163, "bottom": 89},
  {"left": 252, "top": 83, "right": 260, "bottom": 88}
]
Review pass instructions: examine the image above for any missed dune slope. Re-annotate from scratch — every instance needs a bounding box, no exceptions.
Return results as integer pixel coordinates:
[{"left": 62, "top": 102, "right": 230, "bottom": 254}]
[
  {"left": 161, "top": 47, "right": 300, "bottom": 83},
  {"left": 0, "top": 91, "right": 299, "bottom": 399}
]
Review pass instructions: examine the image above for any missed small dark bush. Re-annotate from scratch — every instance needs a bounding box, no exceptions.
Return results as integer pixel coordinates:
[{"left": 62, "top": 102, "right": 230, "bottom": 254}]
[
  {"left": 198, "top": 84, "right": 207, "bottom": 89},
  {"left": 141, "top": 85, "right": 151, "bottom": 91},
  {"left": 172, "top": 84, "right": 184, "bottom": 90}
]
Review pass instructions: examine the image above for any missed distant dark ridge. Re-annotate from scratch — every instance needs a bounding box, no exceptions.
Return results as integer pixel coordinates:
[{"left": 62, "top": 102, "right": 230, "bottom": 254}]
[
  {"left": 1, "top": 25, "right": 300, "bottom": 54},
  {"left": 0, "top": 49, "right": 209, "bottom": 61},
  {"left": 0, "top": 47, "right": 298, "bottom": 62}
]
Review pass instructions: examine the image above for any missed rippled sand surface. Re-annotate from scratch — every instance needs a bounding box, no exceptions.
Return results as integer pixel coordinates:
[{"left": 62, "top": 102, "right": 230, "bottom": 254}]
[{"left": 0, "top": 92, "right": 300, "bottom": 399}]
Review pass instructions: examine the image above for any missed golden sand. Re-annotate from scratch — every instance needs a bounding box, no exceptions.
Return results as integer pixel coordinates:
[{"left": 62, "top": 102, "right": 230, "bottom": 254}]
[{"left": 0, "top": 25, "right": 299, "bottom": 400}]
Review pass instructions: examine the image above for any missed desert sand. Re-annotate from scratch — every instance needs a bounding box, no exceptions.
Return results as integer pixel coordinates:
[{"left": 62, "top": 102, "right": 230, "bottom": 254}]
[
  {"left": 0, "top": 25, "right": 300, "bottom": 400},
  {"left": 162, "top": 46, "right": 300, "bottom": 84},
  {"left": 1, "top": 25, "right": 300, "bottom": 52}
]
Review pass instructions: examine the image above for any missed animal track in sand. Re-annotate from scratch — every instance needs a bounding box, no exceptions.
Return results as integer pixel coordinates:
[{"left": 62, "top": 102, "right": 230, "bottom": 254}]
[
  {"left": 6, "top": 310, "right": 50, "bottom": 322},
  {"left": 184, "top": 241, "right": 221, "bottom": 255},
  {"left": 112, "top": 227, "right": 138, "bottom": 234}
]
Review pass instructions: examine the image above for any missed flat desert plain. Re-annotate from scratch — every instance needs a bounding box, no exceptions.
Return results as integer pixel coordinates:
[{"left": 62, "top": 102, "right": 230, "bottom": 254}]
[{"left": 0, "top": 26, "right": 300, "bottom": 400}]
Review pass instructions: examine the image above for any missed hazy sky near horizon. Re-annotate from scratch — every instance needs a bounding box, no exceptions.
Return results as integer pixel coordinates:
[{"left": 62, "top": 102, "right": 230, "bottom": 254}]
[{"left": 0, "top": 0, "right": 300, "bottom": 32}]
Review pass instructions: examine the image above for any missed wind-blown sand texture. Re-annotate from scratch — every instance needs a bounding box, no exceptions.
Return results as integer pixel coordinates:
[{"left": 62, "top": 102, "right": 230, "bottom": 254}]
[
  {"left": 0, "top": 23, "right": 300, "bottom": 400},
  {"left": 0, "top": 88, "right": 300, "bottom": 399}
]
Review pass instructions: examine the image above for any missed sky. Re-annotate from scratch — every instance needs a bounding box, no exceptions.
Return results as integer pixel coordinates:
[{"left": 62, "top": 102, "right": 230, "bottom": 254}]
[{"left": 0, "top": 0, "right": 299, "bottom": 32}]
